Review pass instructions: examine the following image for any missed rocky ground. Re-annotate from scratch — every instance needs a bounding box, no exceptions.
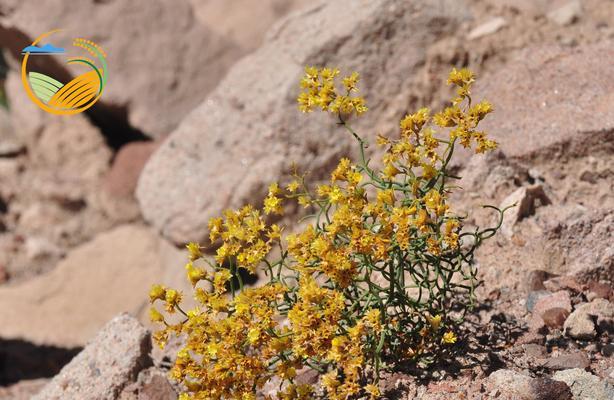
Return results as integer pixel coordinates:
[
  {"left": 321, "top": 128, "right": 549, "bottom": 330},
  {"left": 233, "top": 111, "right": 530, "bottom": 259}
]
[{"left": 0, "top": 0, "right": 612, "bottom": 399}]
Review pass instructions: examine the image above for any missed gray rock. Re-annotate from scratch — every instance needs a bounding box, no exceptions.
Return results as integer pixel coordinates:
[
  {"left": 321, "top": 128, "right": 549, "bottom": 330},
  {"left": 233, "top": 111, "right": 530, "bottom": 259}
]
[
  {"left": 100, "top": 141, "right": 161, "bottom": 221},
  {"left": 24, "top": 236, "right": 63, "bottom": 261},
  {"left": 4, "top": 72, "right": 112, "bottom": 182},
  {"left": 457, "top": 150, "right": 528, "bottom": 199},
  {"left": 33, "top": 314, "right": 152, "bottom": 400},
  {"left": 547, "top": 1, "right": 582, "bottom": 26},
  {"left": 584, "top": 298, "right": 614, "bottom": 334},
  {"left": 487, "top": 370, "right": 533, "bottom": 400},
  {"left": 528, "top": 312, "right": 547, "bottom": 334},
  {"left": 553, "top": 368, "right": 614, "bottom": 400},
  {"left": 467, "top": 17, "right": 507, "bottom": 40}
]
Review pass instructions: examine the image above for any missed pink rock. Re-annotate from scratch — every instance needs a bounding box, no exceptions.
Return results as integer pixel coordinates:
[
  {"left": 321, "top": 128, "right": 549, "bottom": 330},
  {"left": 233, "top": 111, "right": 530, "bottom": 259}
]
[
  {"left": 119, "top": 367, "right": 177, "bottom": 400},
  {"left": 542, "top": 308, "right": 570, "bottom": 329},
  {"left": 500, "top": 185, "right": 551, "bottom": 238},
  {"left": 103, "top": 141, "right": 160, "bottom": 199},
  {"left": 534, "top": 290, "right": 572, "bottom": 318},
  {"left": 527, "top": 270, "right": 558, "bottom": 292},
  {"left": 477, "top": 41, "right": 614, "bottom": 162},
  {"left": 0, "top": 264, "right": 7, "bottom": 283},
  {"left": 545, "top": 209, "right": 613, "bottom": 281},
  {"left": 543, "top": 352, "right": 590, "bottom": 370},
  {"left": 543, "top": 276, "right": 585, "bottom": 293},
  {"left": 528, "top": 313, "right": 547, "bottom": 333},
  {"left": 587, "top": 281, "right": 613, "bottom": 300}
]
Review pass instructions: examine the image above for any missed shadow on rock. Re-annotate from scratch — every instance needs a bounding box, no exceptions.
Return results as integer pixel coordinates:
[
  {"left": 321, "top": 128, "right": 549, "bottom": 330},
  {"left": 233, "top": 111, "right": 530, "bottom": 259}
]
[{"left": 0, "top": 338, "right": 81, "bottom": 385}]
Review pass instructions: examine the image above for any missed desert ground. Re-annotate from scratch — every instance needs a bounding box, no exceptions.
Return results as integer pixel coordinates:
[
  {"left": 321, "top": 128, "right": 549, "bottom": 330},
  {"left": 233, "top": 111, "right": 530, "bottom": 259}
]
[{"left": 0, "top": 0, "right": 612, "bottom": 399}]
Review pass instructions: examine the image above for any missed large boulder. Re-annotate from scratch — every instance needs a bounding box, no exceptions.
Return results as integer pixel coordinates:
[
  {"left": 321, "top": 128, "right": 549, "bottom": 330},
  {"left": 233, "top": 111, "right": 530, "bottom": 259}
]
[
  {"left": 0, "top": 0, "right": 243, "bottom": 137},
  {"left": 0, "top": 224, "right": 184, "bottom": 347},
  {"left": 137, "top": 0, "right": 469, "bottom": 244}
]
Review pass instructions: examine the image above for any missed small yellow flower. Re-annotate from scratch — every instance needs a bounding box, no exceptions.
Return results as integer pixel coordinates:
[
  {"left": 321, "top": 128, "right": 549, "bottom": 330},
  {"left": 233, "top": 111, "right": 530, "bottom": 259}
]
[
  {"left": 320, "top": 67, "right": 339, "bottom": 82},
  {"left": 149, "top": 284, "right": 166, "bottom": 303},
  {"left": 427, "top": 314, "right": 442, "bottom": 330},
  {"left": 213, "top": 270, "right": 232, "bottom": 294},
  {"left": 364, "top": 309, "right": 383, "bottom": 333},
  {"left": 328, "top": 185, "right": 344, "bottom": 204},
  {"left": 268, "top": 182, "right": 281, "bottom": 196},
  {"left": 342, "top": 71, "right": 360, "bottom": 92},
  {"left": 264, "top": 192, "right": 283, "bottom": 215},
  {"left": 206, "top": 342, "right": 220, "bottom": 358},
  {"left": 164, "top": 289, "right": 182, "bottom": 313},
  {"left": 286, "top": 180, "right": 300, "bottom": 193},
  {"left": 469, "top": 100, "right": 494, "bottom": 122},
  {"left": 382, "top": 163, "right": 400, "bottom": 179},
  {"left": 447, "top": 67, "right": 474, "bottom": 87},
  {"left": 186, "top": 262, "right": 207, "bottom": 287},
  {"left": 149, "top": 307, "right": 165, "bottom": 323},
  {"left": 304, "top": 65, "right": 318, "bottom": 80},
  {"left": 400, "top": 107, "right": 429, "bottom": 135},
  {"left": 186, "top": 242, "right": 202, "bottom": 261},
  {"left": 297, "top": 195, "right": 311, "bottom": 208},
  {"left": 376, "top": 134, "right": 390, "bottom": 146},
  {"left": 321, "top": 371, "right": 340, "bottom": 390},
  {"left": 208, "top": 217, "right": 223, "bottom": 242},
  {"left": 442, "top": 331, "right": 457, "bottom": 344},
  {"left": 365, "top": 383, "right": 381, "bottom": 399},
  {"left": 267, "top": 224, "right": 283, "bottom": 243},
  {"left": 247, "top": 328, "right": 260, "bottom": 344}
]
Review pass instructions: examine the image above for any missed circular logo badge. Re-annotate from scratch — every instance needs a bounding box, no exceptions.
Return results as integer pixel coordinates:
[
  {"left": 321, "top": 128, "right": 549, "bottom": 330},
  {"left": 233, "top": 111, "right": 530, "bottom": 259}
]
[{"left": 21, "top": 29, "right": 108, "bottom": 115}]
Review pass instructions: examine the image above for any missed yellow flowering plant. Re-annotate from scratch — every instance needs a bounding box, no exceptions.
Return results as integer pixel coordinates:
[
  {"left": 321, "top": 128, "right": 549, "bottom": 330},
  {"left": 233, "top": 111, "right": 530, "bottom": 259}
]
[{"left": 149, "top": 67, "right": 510, "bottom": 399}]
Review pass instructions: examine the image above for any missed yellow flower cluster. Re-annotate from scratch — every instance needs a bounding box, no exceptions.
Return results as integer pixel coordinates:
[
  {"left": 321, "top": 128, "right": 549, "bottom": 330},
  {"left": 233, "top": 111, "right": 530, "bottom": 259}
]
[
  {"left": 150, "top": 67, "right": 506, "bottom": 400},
  {"left": 208, "top": 204, "right": 281, "bottom": 273},
  {"left": 434, "top": 68, "right": 497, "bottom": 153},
  {"left": 297, "top": 66, "right": 367, "bottom": 116}
]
